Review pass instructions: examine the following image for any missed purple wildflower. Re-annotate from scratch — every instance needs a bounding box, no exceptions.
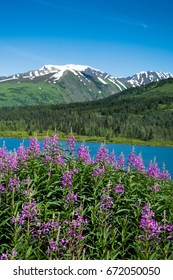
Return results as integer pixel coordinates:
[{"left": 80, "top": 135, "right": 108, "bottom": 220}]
[
  {"left": 92, "top": 168, "right": 105, "bottom": 177},
  {"left": 159, "top": 168, "right": 170, "bottom": 181},
  {"left": 150, "top": 185, "right": 161, "bottom": 192},
  {"left": 66, "top": 135, "right": 75, "bottom": 152},
  {"left": 0, "top": 253, "right": 8, "bottom": 260},
  {"left": 22, "top": 187, "right": 33, "bottom": 197},
  {"left": 147, "top": 161, "right": 160, "bottom": 179},
  {"left": 0, "top": 184, "right": 6, "bottom": 193},
  {"left": 78, "top": 145, "right": 91, "bottom": 164},
  {"left": 0, "top": 145, "right": 7, "bottom": 158},
  {"left": 42, "top": 136, "right": 51, "bottom": 151},
  {"left": 100, "top": 194, "right": 114, "bottom": 210},
  {"left": 27, "top": 137, "right": 40, "bottom": 156},
  {"left": 8, "top": 177, "right": 20, "bottom": 190},
  {"left": 65, "top": 192, "right": 78, "bottom": 206},
  {"left": 61, "top": 170, "right": 73, "bottom": 189},
  {"left": 54, "top": 154, "right": 65, "bottom": 166},
  {"left": 139, "top": 205, "right": 162, "bottom": 240},
  {"left": 36, "top": 220, "right": 60, "bottom": 236},
  {"left": 66, "top": 215, "right": 88, "bottom": 240},
  {"left": 49, "top": 238, "right": 57, "bottom": 251},
  {"left": 21, "top": 200, "right": 37, "bottom": 220},
  {"left": 7, "top": 152, "right": 18, "bottom": 171},
  {"left": 0, "top": 249, "right": 17, "bottom": 260},
  {"left": 12, "top": 249, "right": 17, "bottom": 255},
  {"left": 17, "top": 143, "right": 27, "bottom": 163},
  {"left": 114, "top": 184, "right": 125, "bottom": 196},
  {"left": 128, "top": 152, "right": 145, "bottom": 171},
  {"left": 13, "top": 199, "right": 38, "bottom": 226},
  {"left": 147, "top": 161, "right": 170, "bottom": 181},
  {"left": 96, "top": 146, "right": 109, "bottom": 163},
  {"left": 51, "top": 133, "right": 59, "bottom": 151},
  {"left": 166, "top": 224, "right": 173, "bottom": 232},
  {"left": 117, "top": 153, "right": 125, "bottom": 169},
  {"left": 59, "top": 238, "right": 69, "bottom": 251},
  {"left": 109, "top": 151, "right": 116, "bottom": 164}
]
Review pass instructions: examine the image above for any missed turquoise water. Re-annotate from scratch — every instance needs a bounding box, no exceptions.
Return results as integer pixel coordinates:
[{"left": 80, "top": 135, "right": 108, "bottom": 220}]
[{"left": 0, "top": 138, "right": 173, "bottom": 177}]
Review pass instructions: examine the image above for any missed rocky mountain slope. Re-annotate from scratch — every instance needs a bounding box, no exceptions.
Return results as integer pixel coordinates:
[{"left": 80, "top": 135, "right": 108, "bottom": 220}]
[{"left": 0, "top": 64, "right": 172, "bottom": 107}]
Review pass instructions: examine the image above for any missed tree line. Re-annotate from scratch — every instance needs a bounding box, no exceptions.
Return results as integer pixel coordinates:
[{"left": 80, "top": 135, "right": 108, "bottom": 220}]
[{"left": 0, "top": 92, "right": 173, "bottom": 141}]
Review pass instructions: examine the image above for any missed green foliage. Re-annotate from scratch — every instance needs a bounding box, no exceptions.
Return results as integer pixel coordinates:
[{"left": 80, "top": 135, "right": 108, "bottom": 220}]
[
  {"left": 0, "top": 135, "right": 173, "bottom": 260},
  {"left": 0, "top": 78, "right": 173, "bottom": 143}
]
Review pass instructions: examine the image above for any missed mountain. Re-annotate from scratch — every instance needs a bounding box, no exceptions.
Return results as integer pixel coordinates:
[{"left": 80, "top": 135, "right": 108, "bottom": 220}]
[{"left": 0, "top": 64, "right": 173, "bottom": 107}]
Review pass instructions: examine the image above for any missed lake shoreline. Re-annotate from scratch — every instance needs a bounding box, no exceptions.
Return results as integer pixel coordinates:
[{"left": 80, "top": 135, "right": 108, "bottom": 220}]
[{"left": 0, "top": 130, "right": 173, "bottom": 148}]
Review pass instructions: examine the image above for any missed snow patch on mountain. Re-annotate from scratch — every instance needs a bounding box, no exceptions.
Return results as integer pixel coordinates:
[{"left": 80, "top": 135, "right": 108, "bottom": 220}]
[{"left": 97, "top": 77, "right": 107, "bottom": 85}]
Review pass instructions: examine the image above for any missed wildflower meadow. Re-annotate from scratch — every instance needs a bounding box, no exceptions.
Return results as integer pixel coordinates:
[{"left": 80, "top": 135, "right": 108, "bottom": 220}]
[{"left": 0, "top": 134, "right": 173, "bottom": 260}]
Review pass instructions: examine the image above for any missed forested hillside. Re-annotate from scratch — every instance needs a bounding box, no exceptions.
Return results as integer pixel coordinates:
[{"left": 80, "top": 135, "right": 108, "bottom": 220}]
[{"left": 0, "top": 78, "right": 173, "bottom": 142}]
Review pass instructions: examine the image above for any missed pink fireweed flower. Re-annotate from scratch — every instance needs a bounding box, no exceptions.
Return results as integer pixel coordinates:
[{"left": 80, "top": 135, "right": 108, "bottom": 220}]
[
  {"left": 43, "top": 134, "right": 59, "bottom": 154},
  {"left": 27, "top": 137, "right": 40, "bottom": 156},
  {"left": 49, "top": 238, "right": 57, "bottom": 251},
  {"left": 17, "top": 143, "right": 27, "bottom": 163},
  {"left": 51, "top": 133, "right": 59, "bottom": 151},
  {"left": 44, "top": 154, "right": 52, "bottom": 163},
  {"left": 0, "top": 184, "right": 6, "bottom": 193},
  {"left": 23, "top": 187, "right": 33, "bottom": 197},
  {"left": 0, "top": 145, "right": 7, "bottom": 158},
  {"left": 139, "top": 205, "right": 162, "bottom": 240},
  {"left": 22, "top": 176, "right": 31, "bottom": 186},
  {"left": 61, "top": 170, "right": 73, "bottom": 189},
  {"left": 66, "top": 215, "right": 88, "bottom": 240},
  {"left": 65, "top": 192, "right": 78, "bottom": 206},
  {"left": 35, "top": 220, "right": 60, "bottom": 236},
  {"left": 166, "top": 224, "right": 173, "bottom": 232},
  {"left": 66, "top": 135, "right": 76, "bottom": 151},
  {"left": 109, "top": 151, "right": 116, "bottom": 164},
  {"left": 96, "top": 146, "right": 109, "bottom": 163},
  {"left": 92, "top": 168, "right": 105, "bottom": 177},
  {"left": 21, "top": 200, "right": 37, "bottom": 220},
  {"left": 116, "top": 153, "right": 125, "bottom": 169},
  {"left": 0, "top": 160, "right": 5, "bottom": 170},
  {"left": 128, "top": 152, "right": 145, "bottom": 171},
  {"left": 8, "top": 177, "right": 20, "bottom": 190},
  {"left": 159, "top": 168, "right": 170, "bottom": 181},
  {"left": 78, "top": 144, "right": 92, "bottom": 164},
  {"left": 54, "top": 154, "right": 65, "bottom": 166},
  {"left": 0, "top": 248, "right": 17, "bottom": 260},
  {"left": 42, "top": 136, "right": 51, "bottom": 151},
  {"left": 13, "top": 199, "right": 38, "bottom": 226},
  {"left": 12, "top": 249, "right": 17, "bottom": 255},
  {"left": 114, "top": 184, "right": 125, "bottom": 196},
  {"left": 147, "top": 161, "right": 159, "bottom": 179},
  {"left": 7, "top": 152, "right": 18, "bottom": 171},
  {"left": 150, "top": 185, "right": 161, "bottom": 192},
  {"left": 100, "top": 194, "right": 114, "bottom": 210},
  {"left": 147, "top": 161, "right": 170, "bottom": 180}
]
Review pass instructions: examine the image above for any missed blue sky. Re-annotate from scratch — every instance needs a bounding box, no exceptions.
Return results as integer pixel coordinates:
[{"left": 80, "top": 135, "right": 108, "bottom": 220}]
[{"left": 0, "top": 0, "right": 173, "bottom": 77}]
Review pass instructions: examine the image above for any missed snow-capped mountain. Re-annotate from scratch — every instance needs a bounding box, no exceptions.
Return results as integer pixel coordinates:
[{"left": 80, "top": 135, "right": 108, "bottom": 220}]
[
  {"left": 0, "top": 64, "right": 172, "bottom": 89},
  {"left": 0, "top": 64, "right": 173, "bottom": 107},
  {"left": 125, "top": 71, "right": 173, "bottom": 87}
]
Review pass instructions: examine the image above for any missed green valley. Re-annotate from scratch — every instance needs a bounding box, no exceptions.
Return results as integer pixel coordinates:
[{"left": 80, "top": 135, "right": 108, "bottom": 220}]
[{"left": 0, "top": 78, "right": 173, "bottom": 145}]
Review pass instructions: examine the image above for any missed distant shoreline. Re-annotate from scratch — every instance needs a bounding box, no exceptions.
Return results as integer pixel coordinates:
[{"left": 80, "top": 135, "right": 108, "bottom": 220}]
[{"left": 0, "top": 130, "right": 173, "bottom": 148}]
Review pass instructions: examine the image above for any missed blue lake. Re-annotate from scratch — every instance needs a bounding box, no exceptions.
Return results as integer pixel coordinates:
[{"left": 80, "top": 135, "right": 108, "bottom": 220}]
[{"left": 0, "top": 137, "right": 173, "bottom": 177}]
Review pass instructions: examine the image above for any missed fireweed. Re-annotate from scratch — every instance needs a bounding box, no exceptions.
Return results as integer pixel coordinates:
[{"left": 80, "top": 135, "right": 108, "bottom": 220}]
[
  {"left": 0, "top": 134, "right": 173, "bottom": 260},
  {"left": 138, "top": 204, "right": 173, "bottom": 259}
]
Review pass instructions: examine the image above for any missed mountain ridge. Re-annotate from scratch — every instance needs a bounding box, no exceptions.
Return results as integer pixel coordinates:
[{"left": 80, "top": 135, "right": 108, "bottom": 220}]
[
  {"left": 0, "top": 64, "right": 173, "bottom": 107},
  {"left": 0, "top": 64, "right": 173, "bottom": 86}
]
